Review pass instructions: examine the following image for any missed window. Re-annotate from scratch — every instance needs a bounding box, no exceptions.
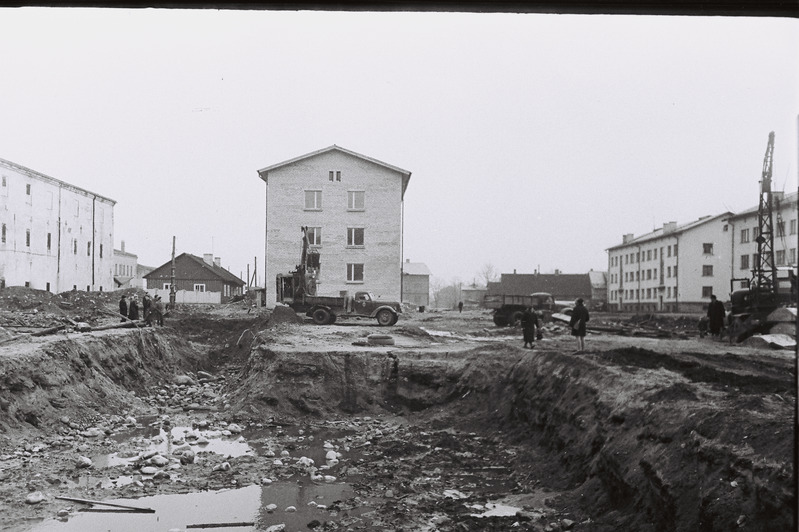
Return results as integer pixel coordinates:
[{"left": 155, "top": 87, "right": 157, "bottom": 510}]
[
  {"left": 653, "top": 268, "right": 657, "bottom": 278},
  {"left": 636, "top": 271, "right": 640, "bottom": 281},
  {"left": 777, "top": 221, "right": 785, "bottom": 236},
  {"left": 702, "top": 265, "right": 713, "bottom": 277},
  {"left": 673, "top": 244, "right": 678, "bottom": 255},
  {"left": 703, "top": 243, "right": 713, "bottom": 254},
  {"left": 99, "top": 244, "right": 103, "bottom": 258},
  {"left": 347, "top": 191, "right": 365, "bottom": 211},
  {"left": 1, "top": 223, "right": 5, "bottom": 243},
  {"left": 753, "top": 226, "right": 759, "bottom": 238},
  {"left": 673, "top": 265, "right": 678, "bottom": 277},
  {"left": 306, "top": 227, "right": 322, "bottom": 246},
  {"left": 328, "top": 170, "right": 341, "bottom": 182},
  {"left": 667, "top": 246, "right": 671, "bottom": 257},
  {"left": 163, "top": 283, "right": 171, "bottom": 290},
  {"left": 87, "top": 242, "right": 91, "bottom": 256},
  {"left": 647, "top": 250, "right": 652, "bottom": 261},
  {"left": 46, "top": 282, "right": 50, "bottom": 292},
  {"left": 740, "top": 254, "right": 749, "bottom": 270},
  {"left": 194, "top": 284, "right": 206, "bottom": 292},
  {"left": 646, "top": 288, "right": 651, "bottom": 298},
  {"left": 740, "top": 280, "right": 749, "bottom": 289},
  {"left": 625, "top": 255, "right": 628, "bottom": 264},
  {"left": 790, "top": 219, "right": 797, "bottom": 235},
  {"left": 26, "top": 229, "right": 30, "bottom": 247},
  {"left": 25, "top": 184, "right": 31, "bottom": 204},
  {"left": 741, "top": 228, "right": 749, "bottom": 243},
  {"left": 790, "top": 248, "right": 796, "bottom": 265},
  {"left": 347, "top": 227, "right": 364, "bottom": 246},
  {"left": 753, "top": 253, "right": 760, "bottom": 268},
  {"left": 647, "top": 269, "right": 652, "bottom": 280},
  {"left": 304, "top": 190, "right": 322, "bottom": 210},
  {"left": 776, "top": 250, "right": 785, "bottom": 265},
  {"left": 702, "top": 286, "right": 713, "bottom": 298},
  {"left": 347, "top": 263, "right": 364, "bottom": 282},
  {"left": 636, "top": 252, "right": 640, "bottom": 263},
  {"left": 667, "top": 287, "right": 671, "bottom": 298},
  {"left": 73, "top": 239, "right": 77, "bottom": 255},
  {"left": 47, "top": 233, "right": 51, "bottom": 251},
  {"left": 654, "top": 249, "right": 658, "bottom": 260}
]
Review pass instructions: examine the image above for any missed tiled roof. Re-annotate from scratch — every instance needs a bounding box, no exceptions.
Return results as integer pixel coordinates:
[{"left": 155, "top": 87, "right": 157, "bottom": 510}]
[{"left": 402, "top": 262, "right": 431, "bottom": 276}]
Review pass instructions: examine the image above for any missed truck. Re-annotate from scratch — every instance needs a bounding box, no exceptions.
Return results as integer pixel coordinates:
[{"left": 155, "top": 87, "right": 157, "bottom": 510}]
[
  {"left": 484, "top": 292, "right": 556, "bottom": 326},
  {"left": 275, "top": 227, "right": 402, "bottom": 326}
]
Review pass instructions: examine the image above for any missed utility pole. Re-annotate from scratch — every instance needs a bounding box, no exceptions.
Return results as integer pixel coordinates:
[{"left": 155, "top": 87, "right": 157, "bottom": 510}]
[{"left": 170, "top": 236, "right": 176, "bottom": 308}]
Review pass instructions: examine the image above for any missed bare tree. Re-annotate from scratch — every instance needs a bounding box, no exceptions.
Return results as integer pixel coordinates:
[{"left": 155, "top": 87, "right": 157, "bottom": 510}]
[
  {"left": 429, "top": 276, "right": 446, "bottom": 307},
  {"left": 478, "top": 263, "right": 499, "bottom": 287}
]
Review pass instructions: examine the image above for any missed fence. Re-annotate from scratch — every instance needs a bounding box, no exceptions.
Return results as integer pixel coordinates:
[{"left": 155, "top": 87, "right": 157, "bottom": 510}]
[{"left": 144, "top": 288, "right": 221, "bottom": 305}]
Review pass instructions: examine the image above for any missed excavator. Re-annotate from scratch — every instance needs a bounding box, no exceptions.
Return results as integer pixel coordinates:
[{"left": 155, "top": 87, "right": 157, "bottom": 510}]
[{"left": 727, "top": 132, "right": 797, "bottom": 342}]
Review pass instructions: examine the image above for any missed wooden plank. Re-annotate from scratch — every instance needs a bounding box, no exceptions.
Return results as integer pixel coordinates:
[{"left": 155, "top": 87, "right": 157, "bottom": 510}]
[
  {"left": 55, "top": 496, "right": 155, "bottom": 513},
  {"left": 186, "top": 522, "right": 256, "bottom": 529}
]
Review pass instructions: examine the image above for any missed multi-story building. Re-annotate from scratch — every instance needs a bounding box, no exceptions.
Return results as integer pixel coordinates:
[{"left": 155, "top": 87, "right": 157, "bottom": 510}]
[
  {"left": 0, "top": 158, "right": 115, "bottom": 292},
  {"left": 607, "top": 213, "right": 734, "bottom": 313},
  {"left": 113, "top": 240, "right": 138, "bottom": 289},
  {"left": 725, "top": 191, "right": 798, "bottom": 292},
  {"left": 257, "top": 145, "right": 411, "bottom": 305}
]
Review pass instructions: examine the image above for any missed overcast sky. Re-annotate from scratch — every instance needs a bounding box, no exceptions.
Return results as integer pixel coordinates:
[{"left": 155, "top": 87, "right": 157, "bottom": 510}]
[{"left": 0, "top": 8, "right": 797, "bottom": 287}]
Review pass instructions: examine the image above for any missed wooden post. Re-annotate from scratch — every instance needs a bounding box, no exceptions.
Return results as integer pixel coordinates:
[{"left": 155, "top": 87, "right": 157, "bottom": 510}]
[{"left": 170, "top": 236, "right": 177, "bottom": 308}]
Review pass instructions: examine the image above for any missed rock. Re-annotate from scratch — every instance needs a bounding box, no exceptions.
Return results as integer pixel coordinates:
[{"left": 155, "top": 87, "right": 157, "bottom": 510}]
[
  {"left": 265, "top": 503, "right": 278, "bottom": 512},
  {"left": 385, "top": 489, "right": 394, "bottom": 498},
  {"left": 140, "top": 466, "right": 159, "bottom": 475},
  {"left": 80, "top": 428, "right": 102, "bottom": 438},
  {"left": 57, "top": 509, "right": 70, "bottom": 517},
  {"left": 284, "top": 506, "right": 296, "bottom": 512},
  {"left": 153, "top": 471, "right": 171, "bottom": 480},
  {"left": 213, "top": 462, "right": 230, "bottom": 472},
  {"left": 76, "top": 456, "right": 92, "bottom": 468},
  {"left": 178, "top": 450, "right": 196, "bottom": 465},
  {"left": 562, "top": 518, "right": 575, "bottom": 529},
  {"left": 262, "top": 478, "right": 273, "bottom": 485},
  {"left": 197, "top": 370, "right": 213, "bottom": 380},
  {"left": 227, "top": 423, "right": 244, "bottom": 434},
  {"left": 265, "top": 525, "right": 285, "bottom": 532},
  {"left": 148, "top": 455, "right": 169, "bottom": 466},
  {"left": 273, "top": 459, "right": 284, "bottom": 466},
  {"left": 325, "top": 450, "right": 339, "bottom": 460},
  {"left": 323, "top": 475, "right": 336, "bottom": 483},
  {"left": 280, "top": 450, "right": 290, "bottom": 457},
  {"left": 25, "top": 491, "right": 46, "bottom": 504},
  {"left": 174, "top": 375, "right": 196, "bottom": 386}
]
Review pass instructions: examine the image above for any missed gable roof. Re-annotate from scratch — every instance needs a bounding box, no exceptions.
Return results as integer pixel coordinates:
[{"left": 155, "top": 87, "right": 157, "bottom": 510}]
[
  {"left": 493, "top": 273, "right": 593, "bottom": 298},
  {"left": 257, "top": 145, "right": 412, "bottom": 199},
  {"left": 606, "top": 212, "right": 733, "bottom": 251},
  {"left": 144, "top": 253, "right": 245, "bottom": 286},
  {"left": 403, "top": 262, "right": 431, "bottom": 276}
]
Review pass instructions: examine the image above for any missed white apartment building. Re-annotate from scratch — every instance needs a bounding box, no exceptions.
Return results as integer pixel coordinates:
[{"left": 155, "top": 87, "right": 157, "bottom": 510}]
[
  {"left": 257, "top": 145, "right": 412, "bottom": 305},
  {"left": 0, "top": 158, "right": 115, "bottom": 292},
  {"left": 726, "top": 191, "right": 797, "bottom": 292},
  {"left": 607, "top": 213, "right": 734, "bottom": 313},
  {"left": 113, "top": 240, "right": 139, "bottom": 289}
]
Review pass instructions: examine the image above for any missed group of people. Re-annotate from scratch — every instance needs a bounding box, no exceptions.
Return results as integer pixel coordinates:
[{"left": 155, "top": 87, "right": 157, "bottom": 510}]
[
  {"left": 521, "top": 298, "right": 590, "bottom": 352},
  {"left": 119, "top": 293, "right": 165, "bottom": 326}
]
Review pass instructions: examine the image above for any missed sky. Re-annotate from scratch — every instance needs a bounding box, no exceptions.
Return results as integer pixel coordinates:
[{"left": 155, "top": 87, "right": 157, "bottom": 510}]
[{"left": 0, "top": 8, "right": 797, "bottom": 287}]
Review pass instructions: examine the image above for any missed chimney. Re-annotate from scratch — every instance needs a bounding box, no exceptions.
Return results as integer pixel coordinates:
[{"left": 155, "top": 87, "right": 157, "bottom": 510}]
[
  {"left": 214, "top": 257, "right": 221, "bottom": 268},
  {"left": 203, "top": 253, "right": 214, "bottom": 266},
  {"left": 622, "top": 233, "right": 634, "bottom": 244},
  {"left": 121, "top": 240, "right": 125, "bottom": 253},
  {"left": 554, "top": 269, "right": 561, "bottom": 275},
  {"left": 663, "top": 222, "right": 677, "bottom": 234},
  {"left": 513, "top": 269, "right": 517, "bottom": 274}
]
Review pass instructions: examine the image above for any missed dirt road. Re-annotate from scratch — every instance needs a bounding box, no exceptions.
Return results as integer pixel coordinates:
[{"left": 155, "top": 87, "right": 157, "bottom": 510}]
[{"left": 0, "top": 301, "right": 794, "bottom": 531}]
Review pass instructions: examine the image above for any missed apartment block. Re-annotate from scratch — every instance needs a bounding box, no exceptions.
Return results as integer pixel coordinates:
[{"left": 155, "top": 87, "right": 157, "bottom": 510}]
[
  {"left": 257, "top": 146, "right": 411, "bottom": 305},
  {"left": 0, "top": 158, "right": 115, "bottom": 292},
  {"left": 607, "top": 213, "right": 734, "bottom": 312}
]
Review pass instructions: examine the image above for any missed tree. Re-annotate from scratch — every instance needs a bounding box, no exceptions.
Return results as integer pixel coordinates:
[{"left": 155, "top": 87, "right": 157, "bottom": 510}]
[{"left": 479, "top": 263, "right": 499, "bottom": 287}]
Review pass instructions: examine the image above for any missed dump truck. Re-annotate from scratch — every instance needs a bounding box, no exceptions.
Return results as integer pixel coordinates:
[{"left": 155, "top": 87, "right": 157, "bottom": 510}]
[
  {"left": 275, "top": 227, "right": 401, "bottom": 326},
  {"left": 484, "top": 292, "right": 556, "bottom": 326}
]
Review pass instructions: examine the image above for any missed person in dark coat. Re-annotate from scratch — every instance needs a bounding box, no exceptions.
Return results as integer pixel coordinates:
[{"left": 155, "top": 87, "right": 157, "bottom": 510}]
[
  {"left": 521, "top": 307, "right": 540, "bottom": 349},
  {"left": 128, "top": 295, "right": 139, "bottom": 321},
  {"left": 707, "top": 294, "right": 726, "bottom": 338},
  {"left": 569, "top": 298, "right": 590, "bottom": 352},
  {"left": 119, "top": 295, "right": 128, "bottom": 322},
  {"left": 152, "top": 295, "right": 165, "bottom": 326},
  {"left": 142, "top": 294, "right": 152, "bottom": 324}
]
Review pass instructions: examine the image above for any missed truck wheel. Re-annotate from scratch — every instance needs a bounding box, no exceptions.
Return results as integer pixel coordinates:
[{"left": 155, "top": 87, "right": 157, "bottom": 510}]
[
  {"left": 507, "top": 310, "right": 523, "bottom": 327},
  {"left": 376, "top": 309, "right": 395, "bottom": 326},
  {"left": 493, "top": 313, "right": 508, "bottom": 327},
  {"left": 312, "top": 308, "right": 331, "bottom": 325},
  {"left": 389, "top": 313, "right": 399, "bottom": 326}
]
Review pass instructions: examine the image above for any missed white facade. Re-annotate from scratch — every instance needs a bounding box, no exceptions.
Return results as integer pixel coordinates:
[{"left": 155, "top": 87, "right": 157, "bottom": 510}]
[
  {"left": 258, "top": 146, "right": 411, "bottom": 306},
  {"left": 607, "top": 214, "right": 734, "bottom": 312},
  {"left": 726, "top": 191, "right": 798, "bottom": 291},
  {"left": 0, "top": 158, "right": 115, "bottom": 292}
]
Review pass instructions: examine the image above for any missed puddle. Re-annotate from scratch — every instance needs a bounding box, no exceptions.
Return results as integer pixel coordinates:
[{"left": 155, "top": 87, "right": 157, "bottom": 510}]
[
  {"left": 25, "top": 481, "right": 366, "bottom": 532},
  {"left": 469, "top": 502, "right": 522, "bottom": 517}
]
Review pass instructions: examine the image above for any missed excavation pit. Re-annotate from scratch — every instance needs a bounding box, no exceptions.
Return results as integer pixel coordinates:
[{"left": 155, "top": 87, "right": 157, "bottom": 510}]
[{"left": 0, "top": 306, "right": 794, "bottom": 531}]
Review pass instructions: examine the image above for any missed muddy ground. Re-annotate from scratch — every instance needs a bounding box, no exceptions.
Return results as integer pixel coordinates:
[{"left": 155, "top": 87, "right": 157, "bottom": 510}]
[{"left": 0, "top": 289, "right": 795, "bottom": 532}]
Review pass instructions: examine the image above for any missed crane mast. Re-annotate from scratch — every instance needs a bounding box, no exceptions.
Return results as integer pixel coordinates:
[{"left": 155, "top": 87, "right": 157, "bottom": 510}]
[{"left": 753, "top": 131, "right": 777, "bottom": 303}]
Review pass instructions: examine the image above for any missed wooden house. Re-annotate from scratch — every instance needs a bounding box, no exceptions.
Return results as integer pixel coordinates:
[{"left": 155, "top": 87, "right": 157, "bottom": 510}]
[{"left": 144, "top": 253, "right": 245, "bottom": 303}]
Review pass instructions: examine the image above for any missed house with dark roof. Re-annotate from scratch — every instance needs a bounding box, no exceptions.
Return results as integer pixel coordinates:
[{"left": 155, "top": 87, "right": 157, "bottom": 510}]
[
  {"left": 144, "top": 253, "right": 245, "bottom": 303},
  {"left": 487, "top": 272, "right": 595, "bottom": 305}
]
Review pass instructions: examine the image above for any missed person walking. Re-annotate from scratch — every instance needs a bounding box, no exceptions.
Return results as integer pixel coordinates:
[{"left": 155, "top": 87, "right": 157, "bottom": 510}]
[
  {"left": 707, "top": 294, "right": 726, "bottom": 339},
  {"left": 569, "top": 298, "right": 590, "bottom": 352},
  {"left": 119, "top": 295, "right": 128, "bottom": 322},
  {"left": 521, "top": 307, "right": 540, "bottom": 349},
  {"left": 458, "top": 301, "right": 464, "bottom": 313},
  {"left": 128, "top": 295, "right": 139, "bottom": 321}
]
